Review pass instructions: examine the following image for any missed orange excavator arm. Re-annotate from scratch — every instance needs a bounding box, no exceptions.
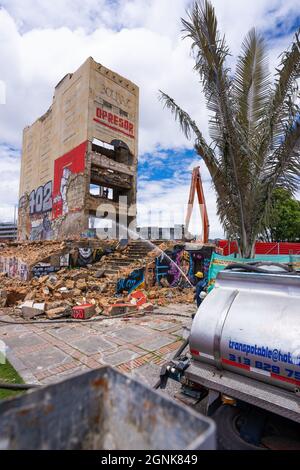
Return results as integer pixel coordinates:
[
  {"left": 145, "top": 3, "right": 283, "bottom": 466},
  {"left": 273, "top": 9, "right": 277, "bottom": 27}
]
[{"left": 185, "top": 166, "right": 209, "bottom": 243}]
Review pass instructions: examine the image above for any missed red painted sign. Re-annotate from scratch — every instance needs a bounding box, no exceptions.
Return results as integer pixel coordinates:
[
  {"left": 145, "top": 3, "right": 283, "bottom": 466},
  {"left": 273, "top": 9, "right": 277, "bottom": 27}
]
[
  {"left": 52, "top": 141, "right": 87, "bottom": 219},
  {"left": 72, "top": 304, "right": 95, "bottom": 319},
  {"left": 94, "top": 107, "right": 135, "bottom": 139}
]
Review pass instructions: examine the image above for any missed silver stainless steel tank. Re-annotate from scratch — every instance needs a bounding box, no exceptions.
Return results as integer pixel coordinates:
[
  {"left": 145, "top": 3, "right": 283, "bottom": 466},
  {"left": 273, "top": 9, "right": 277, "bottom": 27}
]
[{"left": 189, "top": 270, "right": 300, "bottom": 392}]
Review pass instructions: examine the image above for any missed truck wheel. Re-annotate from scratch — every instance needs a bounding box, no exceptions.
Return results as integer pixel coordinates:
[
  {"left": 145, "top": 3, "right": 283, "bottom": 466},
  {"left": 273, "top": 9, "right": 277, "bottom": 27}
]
[{"left": 213, "top": 405, "right": 266, "bottom": 450}]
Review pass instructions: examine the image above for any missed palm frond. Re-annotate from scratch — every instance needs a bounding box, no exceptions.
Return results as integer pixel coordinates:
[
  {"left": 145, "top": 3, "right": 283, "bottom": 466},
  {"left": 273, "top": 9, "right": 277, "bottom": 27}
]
[
  {"left": 258, "top": 29, "right": 300, "bottom": 157},
  {"left": 159, "top": 90, "right": 218, "bottom": 171},
  {"left": 234, "top": 28, "right": 270, "bottom": 135},
  {"left": 159, "top": 0, "right": 300, "bottom": 257},
  {"left": 181, "top": 1, "right": 250, "bottom": 243},
  {"left": 263, "top": 119, "right": 300, "bottom": 194},
  {"left": 251, "top": 120, "right": 300, "bottom": 237},
  {"left": 181, "top": 0, "right": 233, "bottom": 148}
]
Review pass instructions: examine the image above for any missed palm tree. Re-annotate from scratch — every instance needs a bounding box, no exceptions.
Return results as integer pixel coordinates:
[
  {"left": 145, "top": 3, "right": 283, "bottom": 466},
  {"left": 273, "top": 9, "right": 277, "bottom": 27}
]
[{"left": 160, "top": 0, "right": 300, "bottom": 258}]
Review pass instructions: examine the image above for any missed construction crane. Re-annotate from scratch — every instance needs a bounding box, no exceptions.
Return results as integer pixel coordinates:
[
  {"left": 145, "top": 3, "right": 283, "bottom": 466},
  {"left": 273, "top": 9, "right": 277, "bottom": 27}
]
[{"left": 184, "top": 166, "right": 209, "bottom": 243}]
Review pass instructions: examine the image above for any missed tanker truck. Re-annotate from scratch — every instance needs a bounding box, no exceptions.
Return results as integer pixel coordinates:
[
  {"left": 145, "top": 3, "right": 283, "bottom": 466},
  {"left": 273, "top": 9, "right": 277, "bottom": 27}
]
[{"left": 158, "top": 262, "right": 300, "bottom": 450}]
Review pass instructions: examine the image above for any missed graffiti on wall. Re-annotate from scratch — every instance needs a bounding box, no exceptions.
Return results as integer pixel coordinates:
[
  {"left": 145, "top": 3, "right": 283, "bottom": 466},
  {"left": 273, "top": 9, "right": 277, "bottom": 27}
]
[
  {"left": 30, "top": 213, "right": 53, "bottom": 241},
  {"left": 29, "top": 181, "right": 52, "bottom": 215},
  {"left": 117, "top": 246, "right": 215, "bottom": 294},
  {"left": 78, "top": 248, "right": 93, "bottom": 266},
  {"left": 18, "top": 141, "right": 88, "bottom": 240},
  {"left": 116, "top": 268, "right": 144, "bottom": 294},
  {"left": 155, "top": 246, "right": 211, "bottom": 288},
  {"left": 60, "top": 254, "right": 70, "bottom": 267},
  {"left": 69, "top": 247, "right": 107, "bottom": 268},
  {"left": 19, "top": 183, "right": 53, "bottom": 241},
  {"left": 52, "top": 141, "right": 87, "bottom": 219},
  {"left": 31, "top": 263, "right": 60, "bottom": 278}
]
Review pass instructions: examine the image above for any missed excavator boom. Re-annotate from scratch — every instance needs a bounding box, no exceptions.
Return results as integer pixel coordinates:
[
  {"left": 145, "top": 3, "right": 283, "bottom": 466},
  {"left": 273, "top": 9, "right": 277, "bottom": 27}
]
[{"left": 185, "top": 166, "right": 209, "bottom": 243}]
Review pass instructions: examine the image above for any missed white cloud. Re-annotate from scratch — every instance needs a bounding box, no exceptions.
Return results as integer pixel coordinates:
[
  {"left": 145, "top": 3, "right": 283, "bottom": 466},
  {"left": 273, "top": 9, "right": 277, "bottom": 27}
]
[
  {"left": 137, "top": 176, "right": 222, "bottom": 240},
  {"left": 0, "top": 0, "right": 191, "bottom": 35},
  {"left": 0, "top": 0, "right": 299, "bottom": 232}
]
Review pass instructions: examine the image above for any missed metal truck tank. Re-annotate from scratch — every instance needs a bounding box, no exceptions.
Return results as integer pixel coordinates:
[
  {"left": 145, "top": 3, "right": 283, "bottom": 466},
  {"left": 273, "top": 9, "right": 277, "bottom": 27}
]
[{"left": 190, "top": 268, "right": 300, "bottom": 392}]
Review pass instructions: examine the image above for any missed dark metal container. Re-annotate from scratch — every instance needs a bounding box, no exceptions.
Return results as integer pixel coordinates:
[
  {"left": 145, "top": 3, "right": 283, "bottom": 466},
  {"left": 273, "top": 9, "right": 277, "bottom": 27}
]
[{"left": 0, "top": 366, "right": 215, "bottom": 450}]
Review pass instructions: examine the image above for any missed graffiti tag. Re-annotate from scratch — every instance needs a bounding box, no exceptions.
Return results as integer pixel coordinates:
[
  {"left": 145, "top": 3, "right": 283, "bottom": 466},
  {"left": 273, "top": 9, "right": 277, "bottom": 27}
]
[{"left": 29, "top": 181, "right": 52, "bottom": 215}]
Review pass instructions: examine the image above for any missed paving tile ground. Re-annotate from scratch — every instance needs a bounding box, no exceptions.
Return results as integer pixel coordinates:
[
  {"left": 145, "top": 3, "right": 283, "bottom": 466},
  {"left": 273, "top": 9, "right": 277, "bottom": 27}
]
[{"left": 0, "top": 304, "right": 194, "bottom": 391}]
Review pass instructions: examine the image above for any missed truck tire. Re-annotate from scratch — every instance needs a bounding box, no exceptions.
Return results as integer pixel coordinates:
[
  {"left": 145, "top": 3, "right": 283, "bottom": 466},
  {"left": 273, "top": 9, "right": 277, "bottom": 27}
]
[{"left": 213, "top": 405, "right": 266, "bottom": 450}]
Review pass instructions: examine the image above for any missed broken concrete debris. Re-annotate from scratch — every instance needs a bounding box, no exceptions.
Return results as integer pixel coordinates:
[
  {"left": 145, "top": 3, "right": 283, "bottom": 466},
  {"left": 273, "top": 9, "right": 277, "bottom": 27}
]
[
  {"left": 0, "top": 239, "right": 215, "bottom": 321},
  {"left": 21, "top": 302, "right": 45, "bottom": 320},
  {"left": 46, "top": 306, "right": 72, "bottom": 320},
  {"left": 72, "top": 304, "right": 96, "bottom": 320},
  {"left": 106, "top": 303, "right": 139, "bottom": 316}
]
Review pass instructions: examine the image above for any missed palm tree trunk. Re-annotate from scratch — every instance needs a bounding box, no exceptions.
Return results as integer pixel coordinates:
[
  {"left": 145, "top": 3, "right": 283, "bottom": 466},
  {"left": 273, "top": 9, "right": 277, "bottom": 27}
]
[{"left": 238, "top": 235, "right": 256, "bottom": 258}]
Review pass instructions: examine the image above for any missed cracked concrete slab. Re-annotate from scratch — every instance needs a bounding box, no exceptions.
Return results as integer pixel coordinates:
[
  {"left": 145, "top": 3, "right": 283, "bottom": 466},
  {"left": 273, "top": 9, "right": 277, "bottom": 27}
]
[
  {"left": 67, "top": 335, "right": 115, "bottom": 355},
  {"left": 3, "top": 333, "right": 47, "bottom": 349},
  {"left": 102, "top": 349, "right": 140, "bottom": 366},
  {"left": 139, "top": 336, "right": 176, "bottom": 352},
  {"left": 141, "top": 320, "right": 178, "bottom": 331},
  {"left": 48, "top": 326, "right": 94, "bottom": 340},
  {"left": 21, "top": 346, "right": 72, "bottom": 371},
  {"left": 110, "top": 326, "right": 154, "bottom": 342}
]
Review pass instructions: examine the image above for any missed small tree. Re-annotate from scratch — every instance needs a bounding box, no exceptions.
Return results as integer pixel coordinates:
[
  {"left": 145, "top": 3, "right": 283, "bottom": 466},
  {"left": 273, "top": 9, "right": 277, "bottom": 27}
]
[
  {"left": 260, "top": 189, "right": 300, "bottom": 242},
  {"left": 160, "top": 0, "right": 300, "bottom": 257}
]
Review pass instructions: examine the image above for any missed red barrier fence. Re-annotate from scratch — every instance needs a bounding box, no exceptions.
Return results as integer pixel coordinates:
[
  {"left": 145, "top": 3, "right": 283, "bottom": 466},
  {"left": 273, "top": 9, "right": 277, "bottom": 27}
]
[{"left": 217, "top": 240, "right": 300, "bottom": 256}]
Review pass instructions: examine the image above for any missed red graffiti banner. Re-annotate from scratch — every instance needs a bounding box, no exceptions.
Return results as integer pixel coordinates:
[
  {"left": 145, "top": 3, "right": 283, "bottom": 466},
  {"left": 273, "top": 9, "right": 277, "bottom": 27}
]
[
  {"left": 52, "top": 141, "right": 87, "bottom": 219},
  {"left": 94, "top": 107, "right": 135, "bottom": 139}
]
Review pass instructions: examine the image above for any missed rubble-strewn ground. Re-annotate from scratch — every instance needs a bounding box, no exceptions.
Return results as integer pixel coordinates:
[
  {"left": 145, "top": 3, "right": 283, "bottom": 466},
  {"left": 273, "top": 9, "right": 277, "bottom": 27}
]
[
  {"left": 0, "top": 304, "right": 194, "bottom": 394},
  {"left": 0, "top": 266, "right": 195, "bottom": 321},
  {"left": 0, "top": 239, "right": 195, "bottom": 317},
  {"left": 0, "top": 240, "right": 196, "bottom": 399}
]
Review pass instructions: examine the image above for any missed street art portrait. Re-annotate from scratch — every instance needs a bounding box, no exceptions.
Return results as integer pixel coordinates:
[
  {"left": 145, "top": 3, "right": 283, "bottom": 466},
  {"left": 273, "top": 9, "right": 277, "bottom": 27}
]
[
  {"left": 52, "top": 142, "right": 87, "bottom": 220},
  {"left": 116, "top": 268, "right": 145, "bottom": 294},
  {"left": 116, "top": 245, "right": 215, "bottom": 294}
]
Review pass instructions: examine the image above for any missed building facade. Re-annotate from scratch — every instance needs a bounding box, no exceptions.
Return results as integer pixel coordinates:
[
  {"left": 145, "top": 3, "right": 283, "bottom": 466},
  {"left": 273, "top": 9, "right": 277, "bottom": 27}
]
[
  {"left": 18, "top": 57, "right": 139, "bottom": 241},
  {"left": 0, "top": 223, "right": 17, "bottom": 241}
]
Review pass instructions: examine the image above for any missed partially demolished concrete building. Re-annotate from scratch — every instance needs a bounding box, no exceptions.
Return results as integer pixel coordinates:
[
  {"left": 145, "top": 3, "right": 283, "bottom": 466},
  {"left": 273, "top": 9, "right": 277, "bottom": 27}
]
[{"left": 18, "top": 57, "right": 139, "bottom": 241}]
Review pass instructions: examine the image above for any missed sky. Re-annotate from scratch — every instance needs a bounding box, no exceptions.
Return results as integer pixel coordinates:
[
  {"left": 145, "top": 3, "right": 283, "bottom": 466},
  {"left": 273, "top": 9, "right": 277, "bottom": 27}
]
[{"left": 0, "top": 0, "right": 299, "bottom": 238}]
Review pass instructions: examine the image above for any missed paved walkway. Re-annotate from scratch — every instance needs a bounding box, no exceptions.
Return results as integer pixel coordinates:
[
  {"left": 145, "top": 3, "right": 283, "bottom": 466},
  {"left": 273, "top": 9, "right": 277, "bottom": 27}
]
[{"left": 0, "top": 304, "right": 194, "bottom": 388}]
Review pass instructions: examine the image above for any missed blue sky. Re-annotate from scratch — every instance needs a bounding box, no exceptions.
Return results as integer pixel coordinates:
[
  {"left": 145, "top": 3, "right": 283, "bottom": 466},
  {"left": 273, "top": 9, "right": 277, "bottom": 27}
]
[{"left": 0, "top": 0, "right": 299, "bottom": 237}]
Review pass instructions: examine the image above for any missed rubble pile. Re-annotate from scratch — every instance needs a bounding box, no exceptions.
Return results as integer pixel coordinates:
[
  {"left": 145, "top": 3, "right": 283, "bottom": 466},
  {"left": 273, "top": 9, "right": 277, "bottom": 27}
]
[
  {"left": 147, "top": 286, "right": 195, "bottom": 306},
  {"left": 0, "top": 240, "right": 65, "bottom": 265},
  {"left": 0, "top": 267, "right": 119, "bottom": 318},
  {"left": 0, "top": 239, "right": 198, "bottom": 320}
]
